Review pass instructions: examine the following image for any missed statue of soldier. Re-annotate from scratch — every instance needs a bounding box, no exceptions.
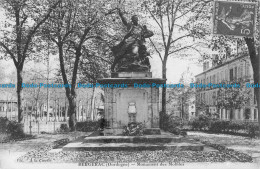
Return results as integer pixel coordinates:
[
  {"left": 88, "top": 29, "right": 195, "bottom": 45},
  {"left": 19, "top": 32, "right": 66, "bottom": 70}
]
[{"left": 111, "top": 9, "right": 154, "bottom": 72}]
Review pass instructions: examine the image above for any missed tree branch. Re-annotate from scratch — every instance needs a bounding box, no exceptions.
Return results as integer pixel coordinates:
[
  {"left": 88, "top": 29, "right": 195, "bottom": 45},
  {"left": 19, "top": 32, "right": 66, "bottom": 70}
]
[
  {"left": 22, "top": 0, "right": 61, "bottom": 64},
  {"left": 0, "top": 42, "right": 18, "bottom": 67},
  {"left": 170, "top": 34, "right": 192, "bottom": 45},
  {"left": 148, "top": 38, "right": 163, "bottom": 62},
  {"left": 168, "top": 44, "right": 197, "bottom": 55},
  {"left": 159, "top": 4, "right": 167, "bottom": 49},
  {"left": 62, "top": 30, "right": 74, "bottom": 43},
  {"left": 144, "top": 3, "right": 165, "bottom": 47},
  {"left": 166, "top": 0, "right": 171, "bottom": 33},
  {"left": 175, "top": 0, "right": 210, "bottom": 21}
]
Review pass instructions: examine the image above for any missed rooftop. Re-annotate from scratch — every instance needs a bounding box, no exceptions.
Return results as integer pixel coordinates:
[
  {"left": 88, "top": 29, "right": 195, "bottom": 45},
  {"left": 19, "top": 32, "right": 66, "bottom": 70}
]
[{"left": 195, "top": 54, "right": 249, "bottom": 77}]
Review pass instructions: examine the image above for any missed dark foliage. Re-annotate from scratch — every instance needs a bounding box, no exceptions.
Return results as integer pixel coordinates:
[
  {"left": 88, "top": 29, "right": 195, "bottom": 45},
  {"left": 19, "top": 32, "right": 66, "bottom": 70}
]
[
  {"left": 59, "top": 124, "right": 70, "bottom": 133},
  {"left": 190, "top": 116, "right": 259, "bottom": 138},
  {"left": 76, "top": 121, "right": 100, "bottom": 132},
  {"left": 161, "top": 114, "right": 187, "bottom": 136}
]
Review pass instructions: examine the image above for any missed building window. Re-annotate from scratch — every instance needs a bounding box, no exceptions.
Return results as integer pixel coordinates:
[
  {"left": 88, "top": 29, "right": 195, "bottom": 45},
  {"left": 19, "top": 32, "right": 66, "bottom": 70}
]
[
  {"left": 254, "top": 109, "right": 257, "bottom": 120},
  {"left": 237, "top": 67, "right": 240, "bottom": 78},
  {"left": 234, "top": 67, "right": 237, "bottom": 80},
  {"left": 213, "top": 92, "right": 216, "bottom": 105},
  {"left": 225, "top": 111, "right": 228, "bottom": 119},
  {"left": 230, "top": 68, "right": 234, "bottom": 81},
  {"left": 240, "top": 64, "right": 244, "bottom": 78},
  {"left": 208, "top": 93, "right": 210, "bottom": 104},
  {"left": 230, "top": 110, "right": 234, "bottom": 120},
  {"left": 245, "top": 109, "right": 250, "bottom": 120},
  {"left": 246, "top": 62, "right": 250, "bottom": 77},
  {"left": 225, "top": 69, "right": 228, "bottom": 81}
]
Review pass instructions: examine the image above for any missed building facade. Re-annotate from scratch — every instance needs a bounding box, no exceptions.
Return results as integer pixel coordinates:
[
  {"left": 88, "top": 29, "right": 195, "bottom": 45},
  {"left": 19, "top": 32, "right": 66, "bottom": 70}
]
[{"left": 195, "top": 54, "right": 258, "bottom": 122}]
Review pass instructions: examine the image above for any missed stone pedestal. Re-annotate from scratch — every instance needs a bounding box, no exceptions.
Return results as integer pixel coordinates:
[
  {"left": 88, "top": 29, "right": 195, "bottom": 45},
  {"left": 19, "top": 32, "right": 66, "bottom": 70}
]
[{"left": 97, "top": 72, "right": 165, "bottom": 135}]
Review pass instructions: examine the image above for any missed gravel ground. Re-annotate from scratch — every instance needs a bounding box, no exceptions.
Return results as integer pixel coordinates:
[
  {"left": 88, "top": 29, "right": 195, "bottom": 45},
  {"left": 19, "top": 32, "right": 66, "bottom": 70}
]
[
  {"left": 187, "top": 131, "right": 260, "bottom": 156},
  {"left": 17, "top": 145, "right": 250, "bottom": 163},
  {"left": 2, "top": 131, "right": 259, "bottom": 166},
  {"left": 0, "top": 132, "right": 88, "bottom": 152},
  {"left": 16, "top": 138, "right": 253, "bottom": 164}
]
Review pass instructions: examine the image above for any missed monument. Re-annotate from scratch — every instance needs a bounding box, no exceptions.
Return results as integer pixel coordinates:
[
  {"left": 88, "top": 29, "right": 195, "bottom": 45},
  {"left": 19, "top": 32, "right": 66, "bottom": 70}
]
[
  {"left": 97, "top": 9, "right": 165, "bottom": 135},
  {"left": 62, "top": 10, "right": 204, "bottom": 151}
]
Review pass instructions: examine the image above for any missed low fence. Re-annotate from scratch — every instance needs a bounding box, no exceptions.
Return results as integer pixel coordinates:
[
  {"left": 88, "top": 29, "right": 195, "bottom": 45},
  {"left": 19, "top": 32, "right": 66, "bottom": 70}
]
[{"left": 23, "top": 121, "right": 68, "bottom": 134}]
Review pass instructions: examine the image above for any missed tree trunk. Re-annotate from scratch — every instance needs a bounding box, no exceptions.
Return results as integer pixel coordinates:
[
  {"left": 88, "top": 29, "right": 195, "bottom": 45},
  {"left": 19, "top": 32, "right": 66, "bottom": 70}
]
[
  {"left": 160, "top": 62, "right": 167, "bottom": 129},
  {"left": 90, "top": 87, "right": 96, "bottom": 121},
  {"left": 68, "top": 94, "right": 77, "bottom": 131},
  {"left": 258, "top": 47, "right": 260, "bottom": 134},
  {"left": 245, "top": 38, "right": 260, "bottom": 135},
  {"left": 17, "top": 68, "right": 23, "bottom": 123}
]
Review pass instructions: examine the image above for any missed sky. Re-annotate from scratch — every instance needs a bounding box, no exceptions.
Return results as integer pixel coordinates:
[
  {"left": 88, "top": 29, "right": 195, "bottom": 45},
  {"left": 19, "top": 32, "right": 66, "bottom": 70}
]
[{"left": 150, "top": 54, "right": 202, "bottom": 83}]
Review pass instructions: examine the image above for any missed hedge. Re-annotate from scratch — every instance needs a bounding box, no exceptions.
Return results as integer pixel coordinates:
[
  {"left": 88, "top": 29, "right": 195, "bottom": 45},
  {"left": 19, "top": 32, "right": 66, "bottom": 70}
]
[
  {"left": 161, "top": 113, "right": 187, "bottom": 136},
  {"left": 190, "top": 115, "right": 259, "bottom": 138},
  {"left": 75, "top": 121, "right": 100, "bottom": 132}
]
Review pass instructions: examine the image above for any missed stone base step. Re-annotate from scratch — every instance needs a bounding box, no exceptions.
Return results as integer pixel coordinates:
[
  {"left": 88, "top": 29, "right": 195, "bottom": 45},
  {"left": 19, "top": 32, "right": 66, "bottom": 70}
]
[
  {"left": 83, "top": 135, "right": 182, "bottom": 143},
  {"left": 104, "top": 128, "right": 161, "bottom": 136},
  {"left": 63, "top": 142, "right": 204, "bottom": 151}
]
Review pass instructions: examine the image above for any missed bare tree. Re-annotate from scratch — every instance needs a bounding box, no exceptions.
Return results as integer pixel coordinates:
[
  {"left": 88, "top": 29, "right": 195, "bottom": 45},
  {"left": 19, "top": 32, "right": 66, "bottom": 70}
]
[
  {"left": 143, "top": 0, "right": 210, "bottom": 127},
  {"left": 0, "top": 0, "right": 61, "bottom": 123},
  {"left": 42, "top": 0, "right": 112, "bottom": 130}
]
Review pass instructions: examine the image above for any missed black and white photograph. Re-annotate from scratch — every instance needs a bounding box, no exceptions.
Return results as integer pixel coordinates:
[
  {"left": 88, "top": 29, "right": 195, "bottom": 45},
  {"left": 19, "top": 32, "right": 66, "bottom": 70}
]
[{"left": 0, "top": 0, "right": 259, "bottom": 169}]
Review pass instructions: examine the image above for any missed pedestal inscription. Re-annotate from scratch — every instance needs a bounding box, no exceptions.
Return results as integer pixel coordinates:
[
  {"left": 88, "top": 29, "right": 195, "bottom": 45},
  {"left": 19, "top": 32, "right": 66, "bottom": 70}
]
[{"left": 97, "top": 72, "right": 165, "bottom": 135}]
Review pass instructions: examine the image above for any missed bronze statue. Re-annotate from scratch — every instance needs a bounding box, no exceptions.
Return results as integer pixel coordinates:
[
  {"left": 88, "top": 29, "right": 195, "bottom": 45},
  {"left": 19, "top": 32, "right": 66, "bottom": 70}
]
[{"left": 111, "top": 9, "right": 154, "bottom": 72}]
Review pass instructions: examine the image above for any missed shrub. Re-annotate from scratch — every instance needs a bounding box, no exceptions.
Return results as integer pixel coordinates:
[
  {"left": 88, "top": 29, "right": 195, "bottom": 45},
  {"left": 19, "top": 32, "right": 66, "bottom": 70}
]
[
  {"left": 6, "top": 121, "right": 25, "bottom": 138},
  {"left": 59, "top": 124, "right": 69, "bottom": 132},
  {"left": 244, "top": 123, "right": 258, "bottom": 138},
  {"left": 189, "top": 117, "right": 259, "bottom": 138},
  {"left": 160, "top": 114, "right": 187, "bottom": 135},
  {"left": 166, "top": 116, "right": 183, "bottom": 134},
  {"left": 76, "top": 121, "right": 99, "bottom": 132},
  {"left": 0, "top": 117, "right": 9, "bottom": 133},
  {"left": 229, "top": 121, "right": 244, "bottom": 133},
  {"left": 191, "top": 114, "right": 210, "bottom": 131},
  {"left": 209, "top": 120, "right": 223, "bottom": 133}
]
